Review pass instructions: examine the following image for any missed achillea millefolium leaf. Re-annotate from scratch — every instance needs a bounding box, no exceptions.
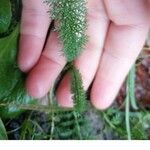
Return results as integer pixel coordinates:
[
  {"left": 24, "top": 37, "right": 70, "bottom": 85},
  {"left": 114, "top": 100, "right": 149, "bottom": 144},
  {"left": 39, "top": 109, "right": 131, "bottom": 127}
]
[
  {"left": 69, "top": 65, "right": 87, "bottom": 113},
  {"left": 46, "top": 0, "right": 88, "bottom": 62}
]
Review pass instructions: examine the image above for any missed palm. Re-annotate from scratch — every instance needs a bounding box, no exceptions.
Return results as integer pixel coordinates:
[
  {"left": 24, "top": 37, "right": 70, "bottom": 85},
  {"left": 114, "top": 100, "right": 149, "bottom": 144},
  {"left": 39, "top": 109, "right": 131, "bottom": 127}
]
[{"left": 18, "top": 0, "right": 150, "bottom": 109}]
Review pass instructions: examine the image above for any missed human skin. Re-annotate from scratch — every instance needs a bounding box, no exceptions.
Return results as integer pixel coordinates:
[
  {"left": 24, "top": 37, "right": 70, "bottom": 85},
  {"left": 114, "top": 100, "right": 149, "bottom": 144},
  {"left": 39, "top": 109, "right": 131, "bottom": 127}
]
[{"left": 18, "top": 0, "right": 150, "bottom": 110}]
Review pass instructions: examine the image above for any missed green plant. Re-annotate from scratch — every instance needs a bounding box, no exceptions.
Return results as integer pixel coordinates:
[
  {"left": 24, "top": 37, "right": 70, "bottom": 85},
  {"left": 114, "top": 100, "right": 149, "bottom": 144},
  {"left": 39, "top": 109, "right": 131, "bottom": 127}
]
[
  {"left": 46, "top": 0, "right": 87, "bottom": 62},
  {"left": 0, "top": 0, "right": 90, "bottom": 140},
  {"left": 101, "top": 107, "right": 150, "bottom": 140},
  {"left": 0, "top": 0, "right": 36, "bottom": 119},
  {"left": 0, "top": 0, "right": 150, "bottom": 140},
  {"left": 0, "top": 118, "right": 8, "bottom": 140},
  {"left": 125, "top": 65, "right": 138, "bottom": 140},
  {"left": 0, "top": 0, "right": 87, "bottom": 118},
  {"left": 0, "top": 0, "right": 11, "bottom": 33},
  {"left": 69, "top": 65, "right": 87, "bottom": 113}
]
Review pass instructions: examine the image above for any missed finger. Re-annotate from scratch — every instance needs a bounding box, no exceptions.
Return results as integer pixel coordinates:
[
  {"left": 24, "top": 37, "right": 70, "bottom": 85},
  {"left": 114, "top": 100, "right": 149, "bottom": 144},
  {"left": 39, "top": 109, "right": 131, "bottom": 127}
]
[
  {"left": 91, "top": 0, "right": 149, "bottom": 109},
  {"left": 26, "top": 31, "right": 66, "bottom": 98},
  {"left": 104, "top": 0, "right": 149, "bottom": 26},
  {"left": 18, "top": 0, "right": 51, "bottom": 72},
  {"left": 56, "top": 0, "right": 110, "bottom": 107}
]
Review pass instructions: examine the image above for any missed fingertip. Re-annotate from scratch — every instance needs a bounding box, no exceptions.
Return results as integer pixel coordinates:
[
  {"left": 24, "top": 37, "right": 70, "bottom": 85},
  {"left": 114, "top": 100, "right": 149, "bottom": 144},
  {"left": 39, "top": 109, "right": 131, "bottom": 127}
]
[
  {"left": 18, "top": 56, "right": 34, "bottom": 73},
  {"left": 25, "top": 55, "right": 65, "bottom": 99},
  {"left": 18, "top": 34, "right": 44, "bottom": 72},
  {"left": 56, "top": 75, "right": 73, "bottom": 108},
  {"left": 25, "top": 57, "right": 52, "bottom": 99},
  {"left": 90, "top": 80, "right": 116, "bottom": 110},
  {"left": 91, "top": 94, "right": 113, "bottom": 110},
  {"left": 26, "top": 77, "right": 46, "bottom": 99},
  {"left": 25, "top": 60, "right": 49, "bottom": 99}
]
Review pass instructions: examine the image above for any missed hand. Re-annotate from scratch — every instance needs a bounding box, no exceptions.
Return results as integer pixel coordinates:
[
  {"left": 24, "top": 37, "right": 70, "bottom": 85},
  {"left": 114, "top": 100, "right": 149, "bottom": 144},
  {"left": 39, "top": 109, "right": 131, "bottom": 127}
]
[{"left": 18, "top": 0, "right": 150, "bottom": 109}]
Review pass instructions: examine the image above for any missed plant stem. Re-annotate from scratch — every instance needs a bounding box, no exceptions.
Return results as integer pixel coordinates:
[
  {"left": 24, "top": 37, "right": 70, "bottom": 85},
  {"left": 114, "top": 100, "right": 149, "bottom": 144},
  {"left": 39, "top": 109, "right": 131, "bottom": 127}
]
[
  {"left": 0, "top": 103, "right": 72, "bottom": 113},
  {"left": 127, "top": 65, "right": 138, "bottom": 110},
  {"left": 125, "top": 87, "right": 131, "bottom": 140},
  {"left": 48, "top": 85, "right": 55, "bottom": 140},
  {"left": 102, "top": 112, "right": 116, "bottom": 129},
  {"left": 73, "top": 111, "right": 82, "bottom": 140}
]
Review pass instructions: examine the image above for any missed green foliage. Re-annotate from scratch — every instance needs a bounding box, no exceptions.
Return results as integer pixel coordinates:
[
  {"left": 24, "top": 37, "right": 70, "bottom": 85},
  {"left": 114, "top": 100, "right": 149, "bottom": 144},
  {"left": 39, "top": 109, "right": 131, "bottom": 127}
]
[
  {"left": 0, "top": 1, "right": 36, "bottom": 119},
  {"left": 46, "top": 0, "right": 88, "bottom": 113},
  {"left": 69, "top": 65, "right": 87, "bottom": 113},
  {"left": 5, "top": 109, "right": 93, "bottom": 140},
  {"left": 0, "top": 118, "right": 8, "bottom": 140},
  {"left": 100, "top": 66, "right": 149, "bottom": 140},
  {"left": 101, "top": 107, "right": 150, "bottom": 140},
  {"left": 0, "top": 0, "right": 12, "bottom": 33},
  {"left": 0, "top": 0, "right": 20, "bottom": 37},
  {"left": 47, "top": 110, "right": 92, "bottom": 140},
  {"left": 46, "top": 0, "right": 87, "bottom": 61},
  {"left": 0, "top": 25, "right": 36, "bottom": 119}
]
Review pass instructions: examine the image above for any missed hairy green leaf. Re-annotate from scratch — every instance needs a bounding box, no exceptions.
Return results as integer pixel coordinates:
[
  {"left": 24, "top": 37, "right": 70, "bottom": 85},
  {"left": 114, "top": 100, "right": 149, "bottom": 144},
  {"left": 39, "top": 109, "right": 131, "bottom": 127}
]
[
  {"left": 70, "top": 66, "right": 87, "bottom": 113},
  {"left": 46, "top": 0, "right": 87, "bottom": 61}
]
